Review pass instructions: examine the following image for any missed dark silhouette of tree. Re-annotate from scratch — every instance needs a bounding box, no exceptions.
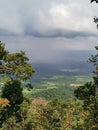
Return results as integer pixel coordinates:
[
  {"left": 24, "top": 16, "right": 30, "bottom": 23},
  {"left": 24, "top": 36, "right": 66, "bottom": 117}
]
[{"left": 91, "top": 0, "right": 98, "bottom": 3}]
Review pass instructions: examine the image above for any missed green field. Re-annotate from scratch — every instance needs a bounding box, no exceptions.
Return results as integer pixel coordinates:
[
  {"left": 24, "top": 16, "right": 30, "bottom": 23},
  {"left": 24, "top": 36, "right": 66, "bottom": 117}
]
[{"left": 23, "top": 72, "right": 92, "bottom": 100}]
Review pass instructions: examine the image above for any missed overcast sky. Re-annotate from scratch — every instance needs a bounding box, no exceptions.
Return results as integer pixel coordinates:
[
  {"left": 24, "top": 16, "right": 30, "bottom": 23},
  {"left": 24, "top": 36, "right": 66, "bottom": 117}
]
[{"left": 0, "top": 0, "right": 98, "bottom": 63}]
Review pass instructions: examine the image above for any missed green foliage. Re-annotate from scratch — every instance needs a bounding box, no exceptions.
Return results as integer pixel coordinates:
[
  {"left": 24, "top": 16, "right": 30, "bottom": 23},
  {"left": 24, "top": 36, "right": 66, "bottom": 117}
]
[
  {"left": 0, "top": 79, "right": 23, "bottom": 127},
  {"left": 24, "top": 118, "right": 33, "bottom": 130},
  {"left": 0, "top": 97, "right": 92, "bottom": 130},
  {"left": 0, "top": 96, "right": 32, "bottom": 130},
  {"left": 1, "top": 116, "right": 22, "bottom": 130},
  {"left": 0, "top": 41, "right": 34, "bottom": 128},
  {"left": 0, "top": 42, "right": 8, "bottom": 60},
  {"left": 0, "top": 42, "right": 34, "bottom": 81},
  {"left": 1, "top": 78, "right": 23, "bottom": 110},
  {"left": 74, "top": 82, "right": 96, "bottom": 109},
  {"left": 5, "top": 51, "right": 34, "bottom": 80},
  {"left": 74, "top": 46, "right": 98, "bottom": 129},
  {"left": 25, "top": 98, "right": 86, "bottom": 130},
  {"left": 74, "top": 2, "right": 98, "bottom": 129}
]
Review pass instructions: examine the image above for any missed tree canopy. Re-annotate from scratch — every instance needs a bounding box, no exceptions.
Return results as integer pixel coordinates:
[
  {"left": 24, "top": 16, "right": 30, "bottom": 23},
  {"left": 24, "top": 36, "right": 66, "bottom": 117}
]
[
  {"left": 0, "top": 41, "right": 35, "bottom": 81},
  {"left": 0, "top": 41, "right": 35, "bottom": 127},
  {"left": 74, "top": 1, "right": 98, "bottom": 129}
]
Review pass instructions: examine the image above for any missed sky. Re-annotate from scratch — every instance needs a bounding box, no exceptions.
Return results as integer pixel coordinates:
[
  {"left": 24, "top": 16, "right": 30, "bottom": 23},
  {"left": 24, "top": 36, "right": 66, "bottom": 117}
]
[{"left": 0, "top": 0, "right": 98, "bottom": 63}]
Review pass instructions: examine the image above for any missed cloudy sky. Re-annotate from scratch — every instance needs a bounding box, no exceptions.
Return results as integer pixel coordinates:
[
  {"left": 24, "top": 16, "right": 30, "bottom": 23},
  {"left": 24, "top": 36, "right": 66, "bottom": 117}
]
[{"left": 0, "top": 0, "right": 98, "bottom": 63}]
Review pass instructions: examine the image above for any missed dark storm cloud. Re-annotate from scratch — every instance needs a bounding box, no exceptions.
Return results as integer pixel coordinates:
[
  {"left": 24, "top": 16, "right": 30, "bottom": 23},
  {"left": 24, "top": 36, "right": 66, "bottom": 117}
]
[
  {"left": 23, "top": 28, "right": 96, "bottom": 38},
  {"left": 0, "top": 0, "right": 98, "bottom": 61},
  {"left": 0, "top": 0, "right": 97, "bottom": 38}
]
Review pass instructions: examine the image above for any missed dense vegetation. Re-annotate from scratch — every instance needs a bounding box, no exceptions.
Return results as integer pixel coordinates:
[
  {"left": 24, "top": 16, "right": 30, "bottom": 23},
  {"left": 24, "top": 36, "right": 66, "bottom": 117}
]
[
  {"left": 27, "top": 70, "right": 92, "bottom": 100},
  {"left": 0, "top": 42, "right": 98, "bottom": 129},
  {"left": 0, "top": 0, "right": 98, "bottom": 129},
  {"left": 0, "top": 41, "right": 35, "bottom": 128}
]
